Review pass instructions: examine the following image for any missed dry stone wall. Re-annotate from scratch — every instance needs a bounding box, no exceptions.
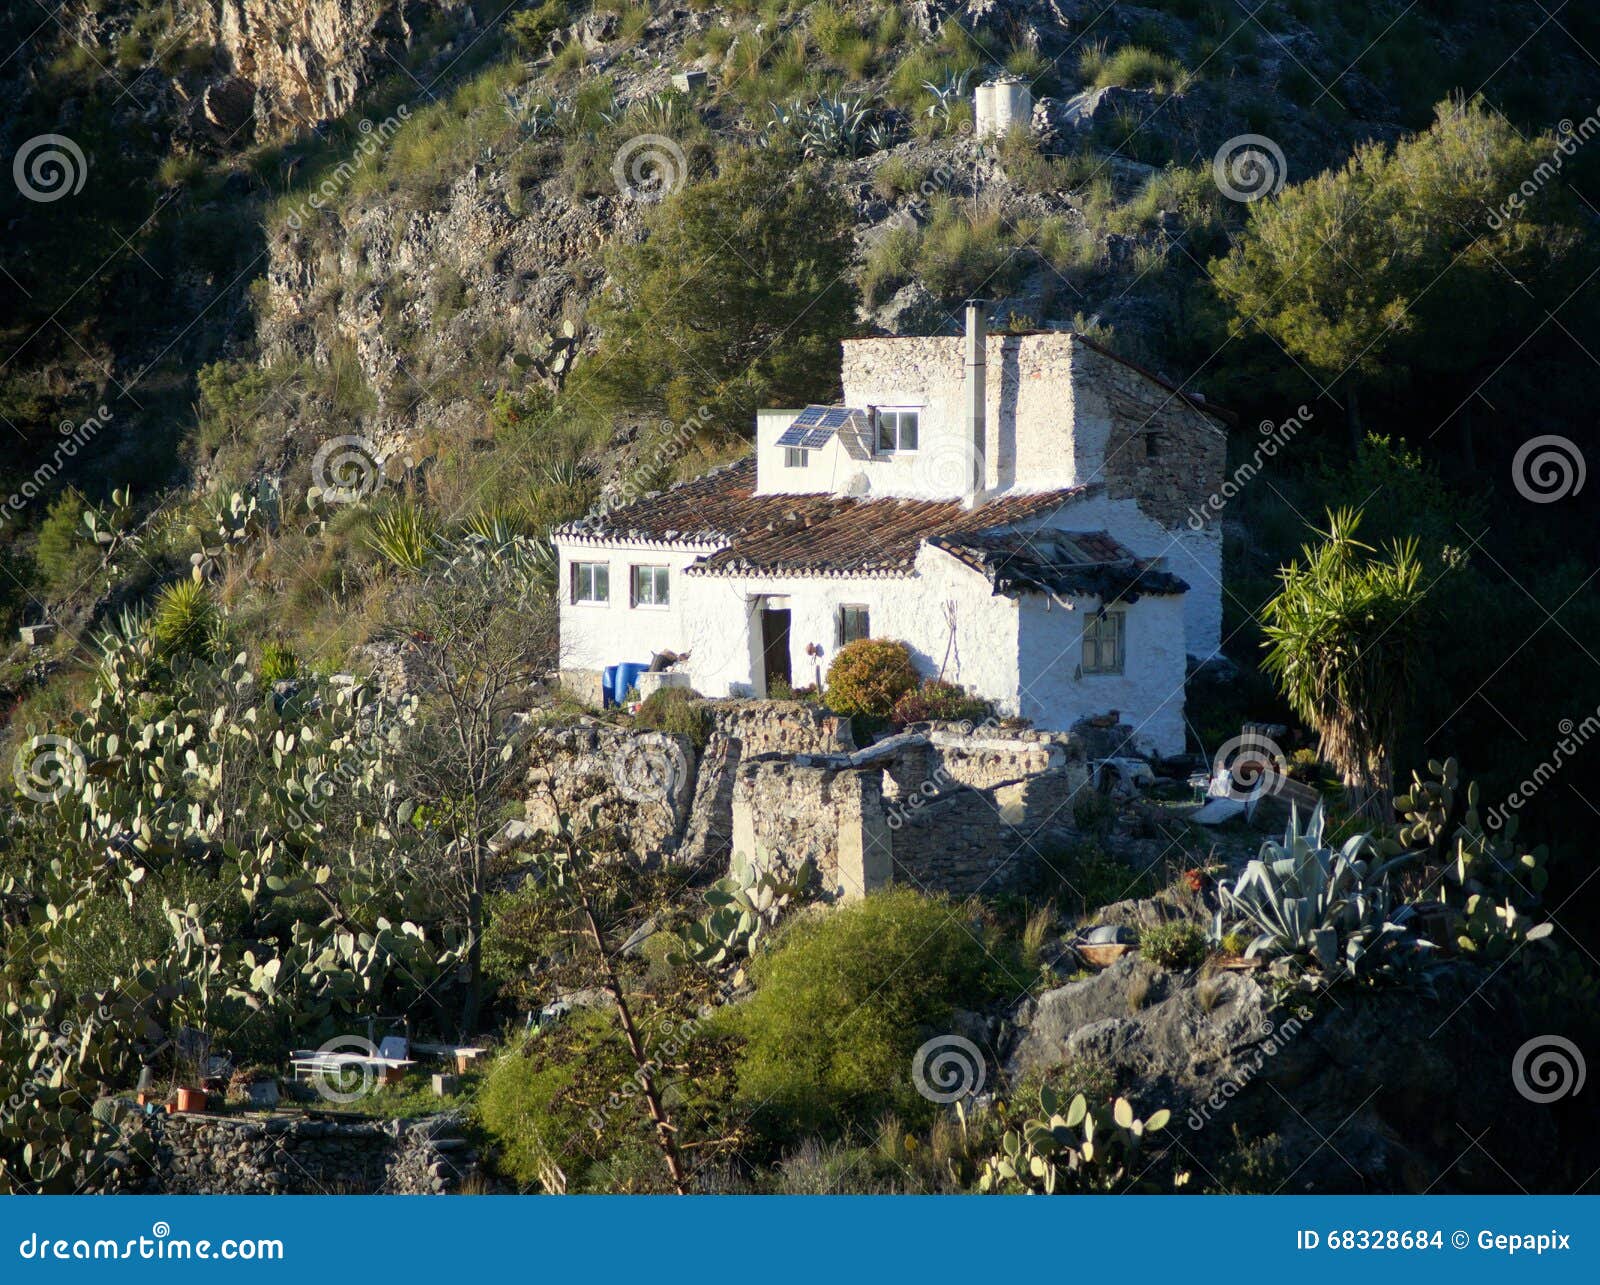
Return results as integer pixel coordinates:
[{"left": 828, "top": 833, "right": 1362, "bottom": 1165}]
[{"left": 91, "top": 1111, "right": 477, "bottom": 1195}]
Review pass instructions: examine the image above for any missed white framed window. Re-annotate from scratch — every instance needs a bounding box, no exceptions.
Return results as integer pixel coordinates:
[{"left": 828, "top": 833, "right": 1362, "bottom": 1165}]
[
  {"left": 630, "top": 564, "right": 670, "bottom": 608},
  {"left": 572, "top": 561, "right": 609, "bottom": 605},
  {"left": 875, "top": 408, "right": 920, "bottom": 453},
  {"left": 784, "top": 447, "right": 810, "bottom": 468},
  {"left": 1082, "top": 609, "right": 1125, "bottom": 675},
  {"left": 838, "top": 604, "right": 871, "bottom": 645}
]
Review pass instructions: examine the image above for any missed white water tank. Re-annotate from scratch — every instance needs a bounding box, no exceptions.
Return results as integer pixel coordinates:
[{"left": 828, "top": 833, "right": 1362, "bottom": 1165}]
[{"left": 975, "top": 76, "right": 1032, "bottom": 139}]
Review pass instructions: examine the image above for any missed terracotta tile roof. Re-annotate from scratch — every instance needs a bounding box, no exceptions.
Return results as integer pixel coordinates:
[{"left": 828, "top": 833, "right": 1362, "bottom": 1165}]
[
  {"left": 554, "top": 456, "right": 1099, "bottom": 578},
  {"left": 930, "top": 529, "right": 1189, "bottom": 600}
]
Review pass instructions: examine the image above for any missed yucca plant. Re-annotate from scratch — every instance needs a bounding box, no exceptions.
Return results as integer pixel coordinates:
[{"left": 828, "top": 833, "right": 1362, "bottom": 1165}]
[
  {"left": 1260, "top": 507, "right": 1438, "bottom": 819},
  {"left": 367, "top": 500, "right": 435, "bottom": 572},
  {"left": 149, "top": 580, "right": 221, "bottom": 660}
]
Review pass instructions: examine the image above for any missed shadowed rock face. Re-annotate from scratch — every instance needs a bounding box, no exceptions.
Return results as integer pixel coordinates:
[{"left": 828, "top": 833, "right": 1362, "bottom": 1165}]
[
  {"left": 192, "top": 0, "right": 469, "bottom": 138},
  {"left": 1007, "top": 948, "right": 1577, "bottom": 1193}
]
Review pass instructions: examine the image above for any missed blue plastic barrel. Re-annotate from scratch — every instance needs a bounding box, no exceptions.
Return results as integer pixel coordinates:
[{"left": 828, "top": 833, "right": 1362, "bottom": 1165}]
[
  {"left": 602, "top": 665, "right": 619, "bottom": 708},
  {"left": 614, "top": 662, "right": 649, "bottom": 704}
]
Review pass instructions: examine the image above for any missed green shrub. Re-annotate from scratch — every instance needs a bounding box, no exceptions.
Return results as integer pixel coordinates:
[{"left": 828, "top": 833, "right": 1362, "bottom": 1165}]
[
  {"left": 508, "top": 0, "right": 569, "bottom": 53},
  {"left": 890, "top": 679, "right": 991, "bottom": 728},
  {"left": 258, "top": 640, "right": 298, "bottom": 684},
  {"left": 477, "top": 1010, "right": 658, "bottom": 1192},
  {"left": 714, "top": 889, "right": 1017, "bottom": 1140},
  {"left": 149, "top": 580, "right": 221, "bottom": 660},
  {"left": 1138, "top": 920, "right": 1209, "bottom": 970},
  {"left": 32, "top": 491, "right": 96, "bottom": 597},
  {"left": 367, "top": 500, "right": 435, "bottom": 572},
  {"left": 633, "top": 685, "right": 711, "bottom": 747},
  {"left": 825, "top": 638, "right": 919, "bottom": 718},
  {"left": 1081, "top": 43, "right": 1191, "bottom": 93}
]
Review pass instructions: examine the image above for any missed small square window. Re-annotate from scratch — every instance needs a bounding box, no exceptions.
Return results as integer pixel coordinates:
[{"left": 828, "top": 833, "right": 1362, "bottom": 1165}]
[
  {"left": 838, "top": 604, "right": 871, "bottom": 645},
  {"left": 876, "top": 409, "right": 919, "bottom": 453},
  {"left": 1082, "top": 609, "right": 1125, "bottom": 674},
  {"left": 631, "top": 565, "right": 670, "bottom": 607},
  {"left": 572, "top": 561, "right": 609, "bottom": 605},
  {"left": 784, "top": 447, "right": 810, "bottom": 468}
]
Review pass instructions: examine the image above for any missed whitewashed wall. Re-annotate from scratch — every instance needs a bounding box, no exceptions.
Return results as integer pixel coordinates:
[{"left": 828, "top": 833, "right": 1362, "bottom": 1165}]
[
  {"left": 677, "top": 546, "right": 1023, "bottom": 703},
  {"left": 1016, "top": 590, "right": 1188, "bottom": 757},
  {"left": 555, "top": 538, "right": 721, "bottom": 671},
  {"left": 1006, "top": 498, "right": 1223, "bottom": 660}
]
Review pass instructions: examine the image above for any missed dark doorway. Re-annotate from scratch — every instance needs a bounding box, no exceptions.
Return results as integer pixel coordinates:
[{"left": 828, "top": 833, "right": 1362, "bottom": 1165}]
[{"left": 760, "top": 608, "right": 792, "bottom": 694}]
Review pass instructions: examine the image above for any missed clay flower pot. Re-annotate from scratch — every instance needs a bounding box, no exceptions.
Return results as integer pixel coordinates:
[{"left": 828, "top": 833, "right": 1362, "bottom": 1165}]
[{"left": 174, "top": 1086, "right": 207, "bottom": 1113}]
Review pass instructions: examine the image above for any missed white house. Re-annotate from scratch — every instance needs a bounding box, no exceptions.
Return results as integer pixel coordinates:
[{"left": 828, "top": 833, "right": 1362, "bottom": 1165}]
[{"left": 554, "top": 306, "right": 1228, "bottom": 757}]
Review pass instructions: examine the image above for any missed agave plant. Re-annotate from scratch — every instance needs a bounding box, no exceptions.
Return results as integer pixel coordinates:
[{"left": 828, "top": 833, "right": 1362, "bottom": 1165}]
[
  {"left": 923, "top": 68, "right": 973, "bottom": 122},
  {"left": 1213, "top": 803, "right": 1420, "bottom": 979}
]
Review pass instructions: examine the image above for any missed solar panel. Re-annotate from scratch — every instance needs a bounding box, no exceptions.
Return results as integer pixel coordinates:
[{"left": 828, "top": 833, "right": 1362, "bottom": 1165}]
[{"left": 774, "top": 405, "right": 868, "bottom": 448}]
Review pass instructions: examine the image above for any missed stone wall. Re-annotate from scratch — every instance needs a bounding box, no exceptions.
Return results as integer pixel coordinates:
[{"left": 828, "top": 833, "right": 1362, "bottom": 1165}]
[
  {"left": 886, "top": 769, "right": 1089, "bottom": 896},
  {"left": 677, "top": 702, "right": 854, "bottom": 868},
  {"left": 730, "top": 726, "right": 1089, "bottom": 899},
  {"left": 523, "top": 722, "right": 697, "bottom": 860},
  {"left": 92, "top": 1111, "right": 477, "bottom": 1195}
]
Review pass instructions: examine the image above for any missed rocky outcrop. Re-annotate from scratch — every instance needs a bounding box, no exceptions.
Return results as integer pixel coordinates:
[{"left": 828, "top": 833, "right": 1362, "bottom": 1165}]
[
  {"left": 1008, "top": 952, "right": 1571, "bottom": 1193},
  {"left": 188, "top": 0, "right": 471, "bottom": 138}
]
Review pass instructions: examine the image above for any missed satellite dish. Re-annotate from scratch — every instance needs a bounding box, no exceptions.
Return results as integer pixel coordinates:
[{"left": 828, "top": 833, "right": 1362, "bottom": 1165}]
[{"left": 846, "top": 473, "right": 870, "bottom": 496}]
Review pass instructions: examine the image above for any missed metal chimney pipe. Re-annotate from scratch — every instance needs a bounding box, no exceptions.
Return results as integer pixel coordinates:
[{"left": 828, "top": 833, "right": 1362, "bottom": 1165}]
[{"left": 964, "top": 299, "right": 987, "bottom": 508}]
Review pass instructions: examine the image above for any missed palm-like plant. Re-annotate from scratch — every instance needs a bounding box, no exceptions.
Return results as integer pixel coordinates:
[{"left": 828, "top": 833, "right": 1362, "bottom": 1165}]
[{"left": 1260, "top": 507, "right": 1437, "bottom": 818}]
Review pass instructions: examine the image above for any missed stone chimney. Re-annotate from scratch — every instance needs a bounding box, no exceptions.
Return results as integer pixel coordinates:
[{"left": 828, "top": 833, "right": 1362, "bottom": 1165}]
[{"left": 964, "top": 299, "right": 986, "bottom": 509}]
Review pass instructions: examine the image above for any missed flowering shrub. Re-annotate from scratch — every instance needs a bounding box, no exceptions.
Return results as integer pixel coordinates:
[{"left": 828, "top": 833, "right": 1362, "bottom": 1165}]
[
  {"left": 891, "top": 678, "right": 992, "bottom": 728},
  {"left": 825, "top": 638, "right": 919, "bottom": 717}
]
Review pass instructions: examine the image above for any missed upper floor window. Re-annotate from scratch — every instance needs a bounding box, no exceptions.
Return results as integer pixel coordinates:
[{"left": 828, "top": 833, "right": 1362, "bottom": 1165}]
[
  {"left": 838, "top": 604, "right": 871, "bottom": 645},
  {"left": 631, "top": 564, "right": 670, "bottom": 608},
  {"left": 571, "top": 561, "right": 609, "bottom": 605},
  {"left": 1082, "top": 609, "right": 1125, "bottom": 675},
  {"left": 784, "top": 447, "right": 810, "bottom": 468},
  {"left": 875, "top": 408, "right": 919, "bottom": 453}
]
